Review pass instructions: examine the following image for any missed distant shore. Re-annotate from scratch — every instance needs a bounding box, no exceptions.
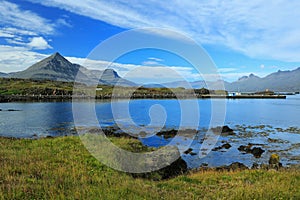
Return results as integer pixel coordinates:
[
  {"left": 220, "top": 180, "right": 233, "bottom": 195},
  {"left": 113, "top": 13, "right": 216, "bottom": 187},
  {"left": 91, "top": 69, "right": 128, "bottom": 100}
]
[{"left": 0, "top": 94, "right": 286, "bottom": 102}]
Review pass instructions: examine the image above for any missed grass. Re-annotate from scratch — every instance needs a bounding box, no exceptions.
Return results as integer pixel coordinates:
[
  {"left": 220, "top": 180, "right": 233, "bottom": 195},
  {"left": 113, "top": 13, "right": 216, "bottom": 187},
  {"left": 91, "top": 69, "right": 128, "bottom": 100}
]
[
  {"left": 0, "top": 136, "right": 299, "bottom": 199},
  {"left": 0, "top": 78, "right": 227, "bottom": 98},
  {"left": 0, "top": 78, "right": 74, "bottom": 95}
]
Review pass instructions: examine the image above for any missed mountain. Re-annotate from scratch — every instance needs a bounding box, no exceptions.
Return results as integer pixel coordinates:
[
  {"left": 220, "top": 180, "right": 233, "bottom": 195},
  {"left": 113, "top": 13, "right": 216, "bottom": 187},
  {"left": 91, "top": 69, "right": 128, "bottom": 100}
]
[
  {"left": 0, "top": 72, "right": 8, "bottom": 78},
  {"left": 145, "top": 80, "right": 230, "bottom": 90},
  {"left": 227, "top": 68, "right": 300, "bottom": 92},
  {"left": 144, "top": 68, "right": 300, "bottom": 92},
  {"left": 11, "top": 52, "right": 85, "bottom": 82},
  {"left": 10, "top": 52, "right": 136, "bottom": 86}
]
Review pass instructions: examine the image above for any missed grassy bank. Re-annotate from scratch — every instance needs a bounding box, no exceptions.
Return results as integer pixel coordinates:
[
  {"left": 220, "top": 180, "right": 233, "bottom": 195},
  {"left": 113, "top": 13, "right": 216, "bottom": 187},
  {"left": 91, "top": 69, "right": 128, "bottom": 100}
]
[
  {"left": 0, "top": 78, "right": 221, "bottom": 99},
  {"left": 0, "top": 136, "right": 299, "bottom": 199}
]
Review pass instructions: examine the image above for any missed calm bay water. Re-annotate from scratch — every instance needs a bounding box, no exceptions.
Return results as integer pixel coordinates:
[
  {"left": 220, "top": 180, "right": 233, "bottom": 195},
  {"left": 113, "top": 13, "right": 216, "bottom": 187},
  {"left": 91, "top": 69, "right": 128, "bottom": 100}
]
[
  {"left": 1, "top": 95, "right": 299, "bottom": 138},
  {"left": 1, "top": 95, "right": 299, "bottom": 167}
]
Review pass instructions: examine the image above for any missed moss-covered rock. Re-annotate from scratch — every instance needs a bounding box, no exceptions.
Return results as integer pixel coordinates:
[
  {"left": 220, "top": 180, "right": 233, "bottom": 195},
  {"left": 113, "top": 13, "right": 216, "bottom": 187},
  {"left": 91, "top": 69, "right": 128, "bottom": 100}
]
[{"left": 269, "top": 154, "right": 280, "bottom": 165}]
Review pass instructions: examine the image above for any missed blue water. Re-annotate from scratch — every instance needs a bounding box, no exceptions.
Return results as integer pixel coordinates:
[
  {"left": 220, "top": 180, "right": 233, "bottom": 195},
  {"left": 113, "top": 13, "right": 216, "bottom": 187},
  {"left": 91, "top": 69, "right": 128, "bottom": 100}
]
[{"left": 1, "top": 95, "right": 299, "bottom": 138}]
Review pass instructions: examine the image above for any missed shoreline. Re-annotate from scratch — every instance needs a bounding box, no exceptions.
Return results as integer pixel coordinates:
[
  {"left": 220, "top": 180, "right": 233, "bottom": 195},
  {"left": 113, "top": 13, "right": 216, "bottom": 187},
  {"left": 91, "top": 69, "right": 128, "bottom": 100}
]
[
  {"left": 0, "top": 94, "right": 286, "bottom": 102},
  {"left": 1, "top": 124, "right": 299, "bottom": 169}
]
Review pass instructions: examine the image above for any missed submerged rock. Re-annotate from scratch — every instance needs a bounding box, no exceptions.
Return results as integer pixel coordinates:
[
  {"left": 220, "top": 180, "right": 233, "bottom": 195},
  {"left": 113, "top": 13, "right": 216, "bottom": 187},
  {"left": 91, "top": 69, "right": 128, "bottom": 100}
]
[
  {"left": 156, "top": 129, "right": 178, "bottom": 139},
  {"left": 211, "top": 125, "right": 235, "bottom": 136},
  {"left": 238, "top": 144, "right": 265, "bottom": 158},
  {"left": 221, "top": 125, "right": 234, "bottom": 133},
  {"left": 251, "top": 147, "right": 265, "bottom": 158},
  {"left": 267, "top": 138, "right": 288, "bottom": 143},
  {"left": 183, "top": 148, "right": 193, "bottom": 154},
  {"left": 7, "top": 109, "right": 21, "bottom": 111},
  {"left": 212, "top": 143, "right": 232, "bottom": 151},
  {"left": 222, "top": 143, "right": 232, "bottom": 149}
]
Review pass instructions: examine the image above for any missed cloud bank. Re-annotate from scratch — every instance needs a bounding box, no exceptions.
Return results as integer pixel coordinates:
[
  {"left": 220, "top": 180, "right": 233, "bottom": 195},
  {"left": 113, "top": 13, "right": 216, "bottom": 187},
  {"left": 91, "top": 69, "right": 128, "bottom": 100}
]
[{"left": 27, "top": 0, "right": 300, "bottom": 62}]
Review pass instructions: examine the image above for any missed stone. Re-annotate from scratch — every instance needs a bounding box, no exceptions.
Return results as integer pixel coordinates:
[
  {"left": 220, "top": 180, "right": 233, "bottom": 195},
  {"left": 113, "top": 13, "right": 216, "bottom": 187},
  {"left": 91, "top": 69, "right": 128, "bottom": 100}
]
[
  {"left": 269, "top": 154, "right": 280, "bottom": 165},
  {"left": 251, "top": 147, "right": 265, "bottom": 158},
  {"left": 238, "top": 144, "right": 265, "bottom": 158},
  {"left": 183, "top": 148, "right": 193, "bottom": 154},
  {"left": 212, "top": 143, "right": 232, "bottom": 151}
]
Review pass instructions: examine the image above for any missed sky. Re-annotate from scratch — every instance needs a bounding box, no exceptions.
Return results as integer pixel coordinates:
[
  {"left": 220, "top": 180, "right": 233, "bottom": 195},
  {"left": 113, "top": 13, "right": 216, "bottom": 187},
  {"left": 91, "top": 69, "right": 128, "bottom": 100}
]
[{"left": 0, "top": 0, "right": 300, "bottom": 83}]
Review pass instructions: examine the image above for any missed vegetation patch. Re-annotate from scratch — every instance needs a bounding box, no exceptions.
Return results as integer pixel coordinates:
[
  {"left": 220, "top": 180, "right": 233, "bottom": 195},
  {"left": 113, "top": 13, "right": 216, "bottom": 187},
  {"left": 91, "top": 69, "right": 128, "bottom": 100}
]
[{"left": 0, "top": 136, "right": 299, "bottom": 199}]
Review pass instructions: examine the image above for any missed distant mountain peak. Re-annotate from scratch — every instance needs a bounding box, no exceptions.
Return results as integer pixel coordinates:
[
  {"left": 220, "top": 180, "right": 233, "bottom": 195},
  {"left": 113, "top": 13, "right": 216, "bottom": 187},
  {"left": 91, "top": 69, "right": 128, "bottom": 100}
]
[
  {"left": 238, "top": 73, "right": 260, "bottom": 81},
  {"left": 8, "top": 52, "right": 136, "bottom": 86},
  {"left": 238, "top": 76, "right": 248, "bottom": 81},
  {"left": 103, "top": 69, "right": 119, "bottom": 78},
  {"left": 52, "top": 52, "right": 62, "bottom": 57},
  {"left": 47, "top": 52, "right": 70, "bottom": 63}
]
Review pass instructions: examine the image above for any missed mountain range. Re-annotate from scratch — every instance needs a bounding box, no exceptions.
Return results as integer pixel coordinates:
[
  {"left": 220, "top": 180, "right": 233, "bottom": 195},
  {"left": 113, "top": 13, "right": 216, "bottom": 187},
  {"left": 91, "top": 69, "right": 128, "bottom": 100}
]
[
  {"left": 225, "top": 70, "right": 300, "bottom": 92},
  {"left": 0, "top": 72, "right": 8, "bottom": 78},
  {"left": 1, "top": 52, "right": 299, "bottom": 92},
  {"left": 6, "top": 52, "right": 135, "bottom": 86},
  {"left": 146, "top": 68, "right": 300, "bottom": 92}
]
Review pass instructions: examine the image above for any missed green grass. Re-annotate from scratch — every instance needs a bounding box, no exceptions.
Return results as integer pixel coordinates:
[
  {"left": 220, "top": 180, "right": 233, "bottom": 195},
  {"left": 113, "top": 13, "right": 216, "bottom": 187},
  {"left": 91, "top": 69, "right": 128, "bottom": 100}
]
[
  {"left": 0, "top": 78, "right": 226, "bottom": 98},
  {"left": 0, "top": 78, "right": 74, "bottom": 95},
  {"left": 0, "top": 136, "right": 299, "bottom": 199}
]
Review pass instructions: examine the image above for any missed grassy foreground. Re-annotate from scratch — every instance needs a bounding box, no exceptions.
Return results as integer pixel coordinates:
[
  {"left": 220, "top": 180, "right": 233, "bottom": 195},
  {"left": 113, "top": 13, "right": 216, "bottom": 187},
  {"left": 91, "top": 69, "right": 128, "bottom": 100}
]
[{"left": 0, "top": 136, "right": 299, "bottom": 200}]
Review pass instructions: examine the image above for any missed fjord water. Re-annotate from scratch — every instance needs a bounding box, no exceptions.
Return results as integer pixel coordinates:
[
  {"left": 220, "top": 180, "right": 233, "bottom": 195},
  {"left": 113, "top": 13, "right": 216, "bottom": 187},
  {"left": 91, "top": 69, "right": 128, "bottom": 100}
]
[
  {"left": 1, "top": 95, "right": 299, "bottom": 137},
  {"left": 1, "top": 95, "right": 299, "bottom": 167}
]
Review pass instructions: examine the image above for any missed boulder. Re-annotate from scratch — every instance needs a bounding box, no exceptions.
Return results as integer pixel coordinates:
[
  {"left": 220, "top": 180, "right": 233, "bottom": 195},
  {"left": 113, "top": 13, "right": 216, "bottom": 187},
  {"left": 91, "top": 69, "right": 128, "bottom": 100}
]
[
  {"left": 211, "top": 125, "right": 235, "bottom": 136},
  {"left": 251, "top": 147, "right": 265, "bottom": 158},
  {"left": 269, "top": 154, "right": 280, "bottom": 165},
  {"left": 238, "top": 144, "right": 265, "bottom": 158},
  {"left": 131, "top": 156, "right": 188, "bottom": 181}
]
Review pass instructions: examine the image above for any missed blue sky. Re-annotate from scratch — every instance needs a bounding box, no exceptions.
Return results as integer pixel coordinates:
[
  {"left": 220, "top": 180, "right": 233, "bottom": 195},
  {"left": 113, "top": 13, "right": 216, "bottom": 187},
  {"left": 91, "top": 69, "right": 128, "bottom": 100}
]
[{"left": 0, "top": 0, "right": 300, "bottom": 83}]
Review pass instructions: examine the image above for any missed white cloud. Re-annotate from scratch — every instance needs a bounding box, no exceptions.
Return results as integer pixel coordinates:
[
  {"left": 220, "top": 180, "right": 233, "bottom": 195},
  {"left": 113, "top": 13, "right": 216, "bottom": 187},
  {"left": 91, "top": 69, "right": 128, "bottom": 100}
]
[
  {"left": 56, "top": 18, "right": 72, "bottom": 28},
  {"left": 0, "top": 1, "right": 72, "bottom": 50},
  {"left": 141, "top": 61, "right": 160, "bottom": 66},
  {"left": 0, "top": 1, "right": 55, "bottom": 35},
  {"left": 148, "top": 57, "right": 163, "bottom": 62},
  {"left": 68, "top": 56, "right": 207, "bottom": 83},
  {"left": 1, "top": 27, "right": 38, "bottom": 37},
  {"left": 0, "top": 30, "right": 14, "bottom": 38},
  {"left": 217, "top": 68, "right": 238, "bottom": 73},
  {"left": 0, "top": 1, "right": 55, "bottom": 50},
  {"left": 27, "top": 37, "right": 52, "bottom": 50},
  {"left": 27, "top": 0, "right": 300, "bottom": 62},
  {"left": 0, "top": 45, "right": 48, "bottom": 72},
  {"left": 5, "top": 36, "right": 52, "bottom": 50},
  {"left": 141, "top": 57, "right": 164, "bottom": 66}
]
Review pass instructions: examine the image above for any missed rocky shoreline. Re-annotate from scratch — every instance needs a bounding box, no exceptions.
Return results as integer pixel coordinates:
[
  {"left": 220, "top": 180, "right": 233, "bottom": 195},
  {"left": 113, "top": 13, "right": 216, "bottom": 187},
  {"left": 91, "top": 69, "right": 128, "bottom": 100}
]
[
  {"left": 1, "top": 124, "right": 299, "bottom": 176},
  {"left": 75, "top": 125, "right": 300, "bottom": 173}
]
